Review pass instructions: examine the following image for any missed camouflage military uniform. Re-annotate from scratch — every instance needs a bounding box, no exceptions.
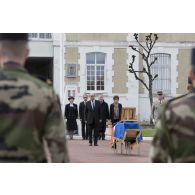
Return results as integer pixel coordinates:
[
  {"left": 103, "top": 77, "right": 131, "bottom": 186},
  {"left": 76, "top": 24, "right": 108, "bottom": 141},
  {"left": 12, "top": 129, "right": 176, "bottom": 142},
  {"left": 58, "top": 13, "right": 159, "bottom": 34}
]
[
  {"left": 0, "top": 65, "right": 69, "bottom": 162},
  {"left": 151, "top": 93, "right": 195, "bottom": 163},
  {"left": 151, "top": 100, "right": 164, "bottom": 124}
]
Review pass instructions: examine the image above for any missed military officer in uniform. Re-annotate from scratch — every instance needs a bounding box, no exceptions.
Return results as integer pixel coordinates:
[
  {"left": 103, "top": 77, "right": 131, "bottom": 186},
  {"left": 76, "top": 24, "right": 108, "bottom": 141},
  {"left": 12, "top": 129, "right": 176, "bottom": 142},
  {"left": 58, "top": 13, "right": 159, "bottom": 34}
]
[
  {"left": 151, "top": 91, "right": 165, "bottom": 124},
  {"left": 151, "top": 48, "right": 195, "bottom": 163},
  {"left": 0, "top": 33, "right": 69, "bottom": 163}
]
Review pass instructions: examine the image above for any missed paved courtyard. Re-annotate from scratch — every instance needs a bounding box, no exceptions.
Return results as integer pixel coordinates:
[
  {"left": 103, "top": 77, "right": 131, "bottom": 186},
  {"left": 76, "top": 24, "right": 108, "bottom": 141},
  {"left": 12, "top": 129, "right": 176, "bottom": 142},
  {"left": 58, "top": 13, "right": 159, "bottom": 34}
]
[{"left": 67, "top": 139, "right": 152, "bottom": 163}]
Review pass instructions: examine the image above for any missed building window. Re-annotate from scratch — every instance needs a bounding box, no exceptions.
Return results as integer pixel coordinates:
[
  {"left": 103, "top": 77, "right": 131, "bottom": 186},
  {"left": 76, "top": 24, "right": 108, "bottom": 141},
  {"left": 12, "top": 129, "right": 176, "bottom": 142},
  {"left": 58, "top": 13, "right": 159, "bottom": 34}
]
[
  {"left": 39, "top": 33, "right": 52, "bottom": 39},
  {"left": 66, "top": 64, "right": 77, "bottom": 77},
  {"left": 28, "top": 33, "right": 38, "bottom": 39},
  {"left": 28, "top": 33, "right": 52, "bottom": 39},
  {"left": 150, "top": 53, "right": 171, "bottom": 93},
  {"left": 86, "top": 52, "right": 105, "bottom": 91}
]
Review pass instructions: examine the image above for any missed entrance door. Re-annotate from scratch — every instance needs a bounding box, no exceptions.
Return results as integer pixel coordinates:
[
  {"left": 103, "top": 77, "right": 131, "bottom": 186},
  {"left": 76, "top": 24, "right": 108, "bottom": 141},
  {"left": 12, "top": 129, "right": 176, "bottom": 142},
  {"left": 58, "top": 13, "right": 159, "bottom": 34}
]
[{"left": 25, "top": 57, "right": 53, "bottom": 83}]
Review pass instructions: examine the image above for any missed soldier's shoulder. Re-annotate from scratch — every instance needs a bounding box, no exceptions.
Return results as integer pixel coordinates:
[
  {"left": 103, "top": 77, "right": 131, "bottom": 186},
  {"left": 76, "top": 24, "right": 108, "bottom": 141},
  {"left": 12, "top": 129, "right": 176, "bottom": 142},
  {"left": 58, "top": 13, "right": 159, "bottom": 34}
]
[
  {"left": 24, "top": 73, "right": 52, "bottom": 89},
  {"left": 166, "top": 93, "right": 193, "bottom": 109},
  {"left": 0, "top": 68, "right": 53, "bottom": 91},
  {"left": 169, "top": 93, "right": 189, "bottom": 103},
  {"left": 22, "top": 73, "right": 59, "bottom": 105}
]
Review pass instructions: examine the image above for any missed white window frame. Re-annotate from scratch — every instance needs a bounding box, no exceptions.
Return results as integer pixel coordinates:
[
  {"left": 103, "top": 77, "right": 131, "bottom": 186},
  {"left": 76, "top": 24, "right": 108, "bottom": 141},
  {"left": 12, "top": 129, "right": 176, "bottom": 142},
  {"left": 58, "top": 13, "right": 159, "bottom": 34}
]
[
  {"left": 150, "top": 53, "right": 171, "bottom": 94},
  {"left": 86, "top": 52, "right": 106, "bottom": 93}
]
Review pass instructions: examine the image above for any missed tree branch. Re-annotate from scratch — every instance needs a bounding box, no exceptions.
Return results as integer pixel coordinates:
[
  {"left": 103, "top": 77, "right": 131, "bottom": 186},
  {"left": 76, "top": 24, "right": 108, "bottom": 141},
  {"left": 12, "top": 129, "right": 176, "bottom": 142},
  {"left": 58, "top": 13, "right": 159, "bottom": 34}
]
[
  {"left": 145, "top": 35, "right": 150, "bottom": 50},
  {"left": 129, "top": 45, "right": 147, "bottom": 61},
  {"left": 152, "top": 74, "right": 158, "bottom": 81},
  {"left": 150, "top": 57, "right": 158, "bottom": 67},
  {"left": 128, "top": 55, "right": 149, "bottom": 90},
  {"left": 151, "top": 34, "right": 158, "bottom": 48},
  {"left": 133, "top": 33, "right": 148, "bottom": 53},
  {"left": 129, "top": 45, "right": 144, "bottom": 57},
  {"left": 148, "top": 33, "right": 153, "bottom": 49}
]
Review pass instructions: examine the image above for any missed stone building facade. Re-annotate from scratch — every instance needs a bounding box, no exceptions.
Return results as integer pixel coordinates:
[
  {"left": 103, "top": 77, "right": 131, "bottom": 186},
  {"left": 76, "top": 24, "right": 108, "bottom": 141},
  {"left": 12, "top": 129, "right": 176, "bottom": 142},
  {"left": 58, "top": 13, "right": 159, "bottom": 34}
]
[{"left": 28, "top": 33, "right": 195, "bottom": 129}]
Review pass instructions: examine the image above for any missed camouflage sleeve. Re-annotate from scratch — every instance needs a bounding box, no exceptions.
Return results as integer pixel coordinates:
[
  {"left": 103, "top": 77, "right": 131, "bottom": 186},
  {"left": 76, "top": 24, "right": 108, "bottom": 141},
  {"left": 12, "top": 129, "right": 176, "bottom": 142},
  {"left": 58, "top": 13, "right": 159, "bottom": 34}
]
[
  {"left": 150, "top": 103, "right": 172, "bottom": 163},
  {"left": 43, "top": 93, "right": 69, "bottom": 163}
]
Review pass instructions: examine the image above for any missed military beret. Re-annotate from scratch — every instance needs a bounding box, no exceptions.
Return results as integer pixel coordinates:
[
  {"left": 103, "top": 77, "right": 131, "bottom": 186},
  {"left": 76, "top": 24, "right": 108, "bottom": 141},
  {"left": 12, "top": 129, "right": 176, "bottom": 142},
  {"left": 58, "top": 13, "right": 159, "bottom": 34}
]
[
  {"left": 68, "top": 96, "right": 75, "bottom": 100},
  {"left": 157, "top": 91, "right": 163, "bottom": 95},
  {"left": 191, "top": 48, "right": 195, "bottom": 66},
  {"left": 0, "top": 33, "right": 28, "bottom": 41}
]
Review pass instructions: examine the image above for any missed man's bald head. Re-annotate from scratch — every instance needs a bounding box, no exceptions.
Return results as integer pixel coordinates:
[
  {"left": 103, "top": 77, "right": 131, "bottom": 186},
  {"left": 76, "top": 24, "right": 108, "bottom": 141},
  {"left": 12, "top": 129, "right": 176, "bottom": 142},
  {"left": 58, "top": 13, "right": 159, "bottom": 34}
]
[
  {"left": 90, "top": 93, "right": 95, "bottom": 101},
  {"left": 0, "top": 40, "right": 29, "bottom": 66}
]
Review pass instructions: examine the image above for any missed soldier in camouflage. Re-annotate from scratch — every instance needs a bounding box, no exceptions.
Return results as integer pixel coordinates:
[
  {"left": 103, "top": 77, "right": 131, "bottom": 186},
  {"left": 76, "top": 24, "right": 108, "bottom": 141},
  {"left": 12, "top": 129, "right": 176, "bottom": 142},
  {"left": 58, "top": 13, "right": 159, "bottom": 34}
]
[
  {"left": 0, "top": 33, "right": 69, "bottom": 162},
  {"left": 151, "top": 91, "right": 165, "bottom": 124},
  {"left": 151, "top": 48, "right": 195, "bottom": 163}
]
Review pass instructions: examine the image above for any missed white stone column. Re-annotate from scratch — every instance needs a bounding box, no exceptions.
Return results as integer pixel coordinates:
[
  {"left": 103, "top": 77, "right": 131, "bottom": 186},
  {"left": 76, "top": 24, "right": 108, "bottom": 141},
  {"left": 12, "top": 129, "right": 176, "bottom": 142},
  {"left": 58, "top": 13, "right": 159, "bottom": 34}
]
[
  {"left": 53, "top": 33, "right": 61, "bottom": 97},
  {"left": 53, "top": 33, "right": 66, "bottom": 114}
]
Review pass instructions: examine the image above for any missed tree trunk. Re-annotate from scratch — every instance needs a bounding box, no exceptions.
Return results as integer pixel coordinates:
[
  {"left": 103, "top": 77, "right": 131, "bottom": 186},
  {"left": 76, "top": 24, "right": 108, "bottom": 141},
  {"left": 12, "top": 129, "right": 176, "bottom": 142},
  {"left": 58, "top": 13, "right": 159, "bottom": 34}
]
[{"left": 148, "top": 85, "right": 153, "bottom": 125}]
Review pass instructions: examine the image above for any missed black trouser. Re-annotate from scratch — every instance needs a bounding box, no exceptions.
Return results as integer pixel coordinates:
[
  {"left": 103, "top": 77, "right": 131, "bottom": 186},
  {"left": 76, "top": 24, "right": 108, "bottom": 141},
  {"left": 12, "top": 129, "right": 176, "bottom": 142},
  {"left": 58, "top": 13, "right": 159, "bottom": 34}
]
[
  {"left": 99, "top": 120, "right": 106, "bottom": 139},
  {"left": 88, "top": 121, "right": 99, "bottom": 144},
  {"left": 112, "top": 119, "right": 120, "bottom": 126},
  {"left": 81, "top": 121, "right": 88, "bottom": 139}
]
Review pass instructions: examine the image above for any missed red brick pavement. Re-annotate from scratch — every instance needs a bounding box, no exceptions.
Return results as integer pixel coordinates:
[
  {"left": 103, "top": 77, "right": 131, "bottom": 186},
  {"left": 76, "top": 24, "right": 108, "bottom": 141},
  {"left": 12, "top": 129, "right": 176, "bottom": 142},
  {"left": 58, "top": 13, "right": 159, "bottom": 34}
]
[{"left": 67, "top": 140, "right": 152, "bottom": 163}]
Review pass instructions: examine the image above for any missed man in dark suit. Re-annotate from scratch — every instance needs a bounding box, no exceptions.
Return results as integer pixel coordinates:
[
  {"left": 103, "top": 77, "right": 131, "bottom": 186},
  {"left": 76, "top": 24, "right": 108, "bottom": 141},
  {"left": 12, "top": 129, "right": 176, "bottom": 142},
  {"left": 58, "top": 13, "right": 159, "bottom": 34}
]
[
  {"left": 79, "top": 94, "right": 88, "bottom": 140},
  {"left": 98, "top": 95, "right": 109, "bottom": 140},
  {"left": 110, "top": 95, "right": 122, "bottom": 125},
  {"left": 85, "top": 93, "right": 101, "bottom": 146}
]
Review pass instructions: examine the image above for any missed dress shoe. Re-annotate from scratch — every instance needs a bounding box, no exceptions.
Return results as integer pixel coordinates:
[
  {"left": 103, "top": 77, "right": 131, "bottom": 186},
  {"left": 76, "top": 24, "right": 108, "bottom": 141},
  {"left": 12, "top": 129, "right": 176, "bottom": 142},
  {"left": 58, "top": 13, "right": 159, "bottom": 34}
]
[
  {"left": 94, "top": 143, "right": 98, "bottom": 146},
  {"left": 89, "top": 143, "right": 92, "bottom": 146}
]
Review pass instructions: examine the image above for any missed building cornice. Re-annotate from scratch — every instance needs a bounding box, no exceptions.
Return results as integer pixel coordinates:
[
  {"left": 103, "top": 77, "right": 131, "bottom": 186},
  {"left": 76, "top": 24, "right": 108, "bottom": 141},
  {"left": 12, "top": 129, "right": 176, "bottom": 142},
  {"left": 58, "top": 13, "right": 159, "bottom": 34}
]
[
  {"left": 53, "top": 41, "right": 129, "bottom": 47},
  {"left": 52, "top": 40, "right": 195, "bottom": 49},
  {"left": 130, "top": 41, "right": 195, "bottom": 49}
]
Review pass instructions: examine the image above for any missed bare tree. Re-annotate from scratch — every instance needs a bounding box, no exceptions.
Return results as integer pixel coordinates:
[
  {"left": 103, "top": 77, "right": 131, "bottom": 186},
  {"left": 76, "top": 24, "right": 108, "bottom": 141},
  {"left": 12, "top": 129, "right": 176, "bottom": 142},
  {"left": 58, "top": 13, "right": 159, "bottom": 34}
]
[{"left": 128, "top": 33, "right": 159, "bottom": 124}]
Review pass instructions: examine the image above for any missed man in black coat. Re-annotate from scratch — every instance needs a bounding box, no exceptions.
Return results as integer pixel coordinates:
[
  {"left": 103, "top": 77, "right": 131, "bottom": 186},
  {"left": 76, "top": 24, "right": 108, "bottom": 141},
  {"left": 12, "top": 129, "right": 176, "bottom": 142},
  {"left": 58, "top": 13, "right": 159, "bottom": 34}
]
[
  {"left": 85, "top": 93, "right": 101, "bottom": 146},
  {"left": 79, "top": 94, "right": 88, "bottom": 140},
  {"left": 98, "top": 95, "right": 109, "bottom": 140}
]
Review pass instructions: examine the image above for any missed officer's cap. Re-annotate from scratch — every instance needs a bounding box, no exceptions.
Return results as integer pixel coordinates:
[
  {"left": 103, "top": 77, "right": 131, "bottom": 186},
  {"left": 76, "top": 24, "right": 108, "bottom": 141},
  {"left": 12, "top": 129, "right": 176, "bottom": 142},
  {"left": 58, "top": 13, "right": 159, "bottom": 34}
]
[
  {"left": 0, "top": 33, "right": 28, "bottom": 41},
  {"left": 157, "top": 91, "right": 163, "bottom": 95}
]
